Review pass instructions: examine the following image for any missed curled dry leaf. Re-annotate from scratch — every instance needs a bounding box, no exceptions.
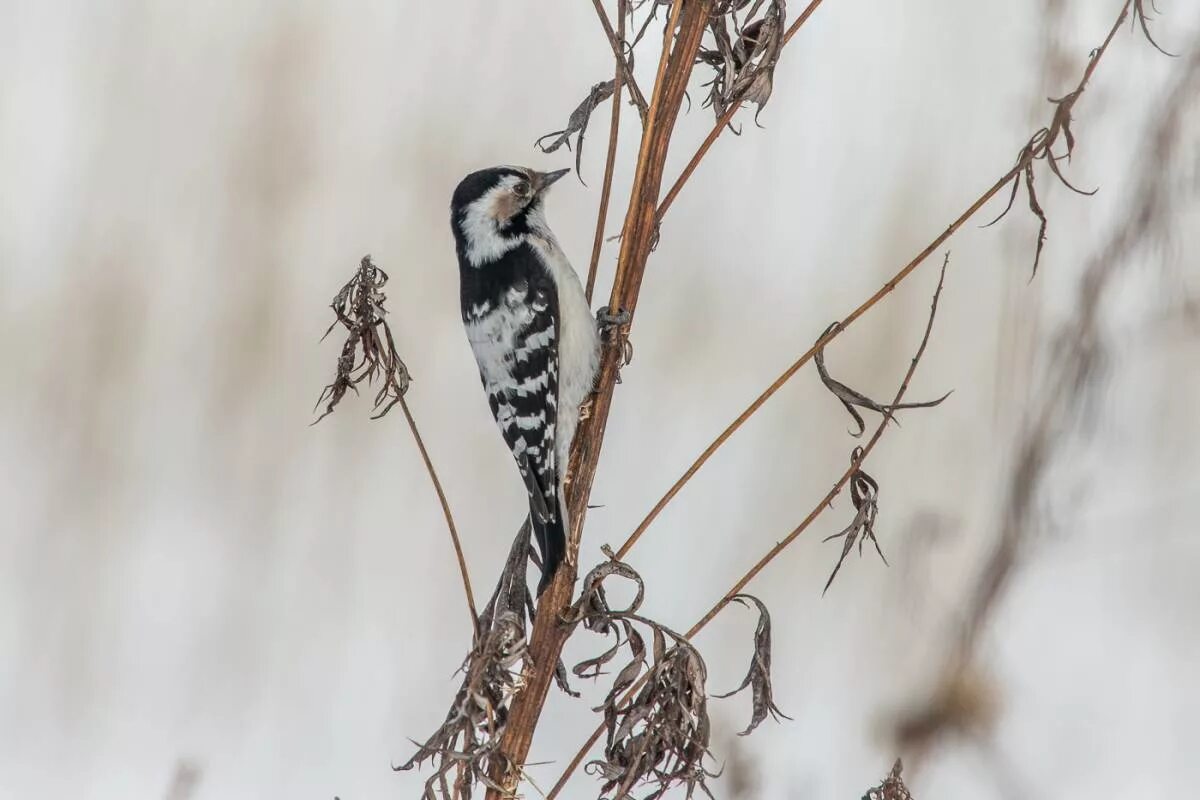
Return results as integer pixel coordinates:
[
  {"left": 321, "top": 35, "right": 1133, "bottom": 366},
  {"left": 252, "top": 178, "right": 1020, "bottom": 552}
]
[
  {"left": 314, "top": 255, "right": 410, "bottom": 423},
  {"left": 861, "top": 759, "right": 914, "bottom": 800},
  {"left": 822, "top": 447, "right": 886, "bottom": 595},
  {"left": 712, "top": 594, "right": 791, "bottom": 736},
  {"left": 814, "top": 323, "right": 951, "bottom": 437},
  {"left": 535, "top": 80, "right": 616, "bottom": 184},
  {"left": 568, "top": 556, "right": 718, "bottom": 799},
  {"left": 1132, "top": 0, "right": 1176, "bottom": 58},
  {"left": 698, "top": 0, "right": 786, "bottom": 128},
  {"left": 586, "top": 644, "right": 717, "bottom": 800}
]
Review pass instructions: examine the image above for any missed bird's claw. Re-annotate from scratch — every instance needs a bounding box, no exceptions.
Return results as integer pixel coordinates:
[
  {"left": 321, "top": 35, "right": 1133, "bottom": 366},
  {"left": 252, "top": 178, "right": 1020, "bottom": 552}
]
[
  {"left": 595, "top": 306, "right": 634, "bottom": 381},
  {"left": 596, "top": 305, "right": 631, "bottom": 332}
]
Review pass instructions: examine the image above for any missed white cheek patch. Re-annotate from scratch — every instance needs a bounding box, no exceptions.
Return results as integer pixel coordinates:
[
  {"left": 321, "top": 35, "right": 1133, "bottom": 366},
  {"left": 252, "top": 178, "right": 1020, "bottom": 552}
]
[{"left": 459, "top": 174, "right": 533, "bottom": 268}]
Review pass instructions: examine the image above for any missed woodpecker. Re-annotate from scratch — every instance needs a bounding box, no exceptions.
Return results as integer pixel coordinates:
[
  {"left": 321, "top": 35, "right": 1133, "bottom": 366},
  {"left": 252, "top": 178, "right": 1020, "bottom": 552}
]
[{"left": 450, "top": 165, "right": 600, "bottom": 595}]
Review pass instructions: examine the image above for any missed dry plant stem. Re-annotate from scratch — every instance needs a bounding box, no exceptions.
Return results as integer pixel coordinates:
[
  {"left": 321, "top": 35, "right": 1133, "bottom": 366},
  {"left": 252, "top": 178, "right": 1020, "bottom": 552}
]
[
  {"left": 399, "top": 396, "right": 477, "bottom": 627},
  {"left": 550, "top": 256, "right": 950, "bottom": 799},
  {"left": 616, "top": 0, "right": 1138, "bottom": 560},
  {"left": 693, "top": 255, "right": 948, "bottom": 633},
  {"left": 617, "top": 169, "right": 1014, "bottom": 559},
  {"left": 586, "top": 0, "right": 627, "bottom": 303},
  {"left": 656, "top": 0, "right": 828, "bottom": 222},
  {"left": 591, "top": 0, "right": 649, "bottom": 122},
  {"left": 483, "top": 3, "right": 714, "bottom": 796}
]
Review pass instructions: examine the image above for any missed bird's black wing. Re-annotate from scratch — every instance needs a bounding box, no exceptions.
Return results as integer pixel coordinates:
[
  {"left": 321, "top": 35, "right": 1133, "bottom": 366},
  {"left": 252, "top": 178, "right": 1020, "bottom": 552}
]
[{"left": 463, "top": 248, "right": 564, "bottom": 586}]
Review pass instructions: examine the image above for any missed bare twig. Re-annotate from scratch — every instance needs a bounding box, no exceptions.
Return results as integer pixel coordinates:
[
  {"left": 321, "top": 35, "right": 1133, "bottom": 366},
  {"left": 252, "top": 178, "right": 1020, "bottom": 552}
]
[
  {"left": 591, "top": 0, "right": 650, "bottom": 122},
  {"left": 615, "top": 0, "right": 1151, "bottom": 560},
  {"left": 399, "top": 396, "right": 478, "bottom": 625},
  {"left": 587, "top": 0, "right": 628, "bottom": 302}
]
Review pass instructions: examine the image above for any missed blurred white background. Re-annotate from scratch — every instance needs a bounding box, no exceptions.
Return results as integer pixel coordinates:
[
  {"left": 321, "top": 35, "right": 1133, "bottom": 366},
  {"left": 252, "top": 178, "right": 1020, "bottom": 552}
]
[{"left": 2, "top": 1, "right": 1199, "bottom": 798}]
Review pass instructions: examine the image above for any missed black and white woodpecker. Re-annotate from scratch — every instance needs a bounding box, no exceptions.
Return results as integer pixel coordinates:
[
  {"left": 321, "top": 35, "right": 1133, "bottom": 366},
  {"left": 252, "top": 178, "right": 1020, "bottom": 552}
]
[{"left": 450, "top": 166, "right": 601, "bottom": 595}]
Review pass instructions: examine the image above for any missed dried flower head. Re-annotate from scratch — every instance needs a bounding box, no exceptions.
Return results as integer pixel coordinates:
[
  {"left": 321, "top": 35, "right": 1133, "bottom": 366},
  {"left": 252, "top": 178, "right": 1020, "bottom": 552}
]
[
  {"left": 314, "top": 255, "right": 410, "bottom": 423},
  {"left": 698, "top": 0, "right": 787, "bottom": 128},
  {"left": 862, "top": 759, "right": 914, "bottom": 800}
]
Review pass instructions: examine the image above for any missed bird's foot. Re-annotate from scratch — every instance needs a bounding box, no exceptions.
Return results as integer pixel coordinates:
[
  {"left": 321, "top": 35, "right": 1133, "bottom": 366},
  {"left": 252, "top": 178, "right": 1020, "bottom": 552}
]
[
  {"left": 596, "top": 306, "right": 634, "bottom": 381},
  {"left": 596, "top": 305, "right": 631, "bottom": 333}
]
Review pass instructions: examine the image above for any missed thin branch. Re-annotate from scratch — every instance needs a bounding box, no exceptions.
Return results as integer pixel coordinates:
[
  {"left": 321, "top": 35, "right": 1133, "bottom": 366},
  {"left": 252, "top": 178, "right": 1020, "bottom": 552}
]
[
  {"left": 587, "top": 0, "right": 628, "bottom": 303},
  {"left": 312, "top": 256, "right": 476, "bottom": 630},
  {"left": 615, "top": 0, "right": 1144, "bottom": 560},
  {"left": 615, "top": 168, "right": 1013, "bottom": 560},
  {"left": 553, "top": 256, "right": 951, "bottom": 798},
  {"left": 696, "top": 253, "right": 948, "bottom": 627},
  {"left": 656, "top": 0, "right": 828, "bottom": 222},
  {"left": 399, "top": 396, "right": 478, "bottom": 628},
  {"left": 591, "top": 0, "right": 650, "bottom": 122}
]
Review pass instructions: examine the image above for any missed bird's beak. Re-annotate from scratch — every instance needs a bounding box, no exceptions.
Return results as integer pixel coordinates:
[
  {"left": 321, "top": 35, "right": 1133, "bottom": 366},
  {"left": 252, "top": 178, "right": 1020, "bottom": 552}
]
[{"left": 532, "top": 168, "right": 571, "bottom": 194}]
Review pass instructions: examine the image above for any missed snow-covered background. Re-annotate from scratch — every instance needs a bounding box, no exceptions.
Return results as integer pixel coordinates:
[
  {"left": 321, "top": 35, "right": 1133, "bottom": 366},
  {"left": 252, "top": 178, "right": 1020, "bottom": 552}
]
[{"left": 2, "top": 1, "right": 1198, "bottom": 798}]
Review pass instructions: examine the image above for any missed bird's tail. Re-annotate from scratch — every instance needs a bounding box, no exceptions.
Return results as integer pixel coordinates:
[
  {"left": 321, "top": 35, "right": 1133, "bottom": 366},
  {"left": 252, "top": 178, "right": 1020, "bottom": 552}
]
[{"left": 531, "top": 504, "right": 566, "bottom": 597}]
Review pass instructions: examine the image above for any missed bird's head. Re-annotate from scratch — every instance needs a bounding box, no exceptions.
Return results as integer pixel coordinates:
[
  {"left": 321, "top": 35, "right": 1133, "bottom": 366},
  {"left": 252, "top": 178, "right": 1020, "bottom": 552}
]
[{"left": 450, "top": 165, "right": 569, "bottom": 267}]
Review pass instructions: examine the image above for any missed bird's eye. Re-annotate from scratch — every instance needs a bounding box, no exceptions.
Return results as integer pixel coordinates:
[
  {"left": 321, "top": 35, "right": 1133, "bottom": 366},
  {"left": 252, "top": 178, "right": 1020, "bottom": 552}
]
[{"left": 513, "top": 180, "right": 531, "bottom": 197}]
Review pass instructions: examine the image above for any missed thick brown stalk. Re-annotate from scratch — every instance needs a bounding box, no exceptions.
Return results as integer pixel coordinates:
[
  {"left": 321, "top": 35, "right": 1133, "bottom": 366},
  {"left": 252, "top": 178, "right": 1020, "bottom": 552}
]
[
  {"left": 586, "top": 0, "right": 626, "bottom": 303},
  {"left": 483, "top": 2, "right": 714, "bottom": 796}
]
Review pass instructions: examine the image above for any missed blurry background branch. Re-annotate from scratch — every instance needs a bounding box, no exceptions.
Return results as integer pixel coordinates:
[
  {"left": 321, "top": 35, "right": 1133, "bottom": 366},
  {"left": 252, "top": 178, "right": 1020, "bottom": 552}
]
[{"left": 892, "top": 28, "right": 1200, "bottom": 767}]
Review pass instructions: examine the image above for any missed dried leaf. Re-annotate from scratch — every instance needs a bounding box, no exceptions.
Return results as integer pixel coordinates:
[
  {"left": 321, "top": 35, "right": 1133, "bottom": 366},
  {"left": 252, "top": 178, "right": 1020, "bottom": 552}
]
[
  {"left": 1132, "top": 0, "right": 1176, "bottom": 58},
  {"left": 814, "top": 323, "right": 951, "bottom": 437},
  {"left": 535, "top": 80, "right": 615, "bottom": 184},
  {"left": 571, "top": 555, "right": 718, "bottom": 799},
  {"left": 712, "top": 594, "right": 791, "bottom": 735},
  {"left": 697, "top": 0, "right": 786, "bottom": 127},
  {"left": 822, "top": 448, "right": 887, "bottom": 594}
]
